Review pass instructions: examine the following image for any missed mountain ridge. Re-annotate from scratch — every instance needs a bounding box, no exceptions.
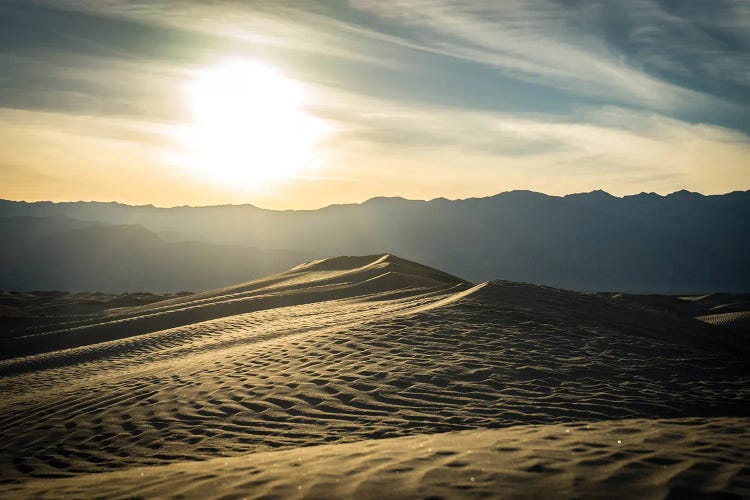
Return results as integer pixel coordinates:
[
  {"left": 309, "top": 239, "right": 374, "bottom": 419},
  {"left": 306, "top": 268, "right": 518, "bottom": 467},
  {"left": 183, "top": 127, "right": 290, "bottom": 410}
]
[
  {"left": 3, "top": 188, "right": 749, "bottom": 211},
  {"left": 2, "top": 190, "right": 749, "bottom": 293}
]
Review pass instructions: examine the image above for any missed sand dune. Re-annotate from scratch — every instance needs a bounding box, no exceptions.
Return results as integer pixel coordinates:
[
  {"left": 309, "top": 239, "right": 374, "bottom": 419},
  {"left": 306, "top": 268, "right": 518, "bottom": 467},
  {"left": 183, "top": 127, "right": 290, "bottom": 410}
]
[
  {"left": 6, "top": 417, "right": 750, "bottom": 499},
  {"left": 604, "top": 291, "right": 750, "bottom": 337},
  {"left": 1, "top": 255, "right": 749, "bottom": 497},
  {"left": 0, "top": 254, "right": 469, "bottom": 360}
]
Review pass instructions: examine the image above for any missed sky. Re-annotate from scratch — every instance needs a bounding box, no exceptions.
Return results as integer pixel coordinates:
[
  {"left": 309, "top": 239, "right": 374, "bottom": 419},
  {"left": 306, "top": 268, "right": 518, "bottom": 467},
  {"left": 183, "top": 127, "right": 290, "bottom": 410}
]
[{"left": 0, "top": 0, "right": 748, "bottom": 209}]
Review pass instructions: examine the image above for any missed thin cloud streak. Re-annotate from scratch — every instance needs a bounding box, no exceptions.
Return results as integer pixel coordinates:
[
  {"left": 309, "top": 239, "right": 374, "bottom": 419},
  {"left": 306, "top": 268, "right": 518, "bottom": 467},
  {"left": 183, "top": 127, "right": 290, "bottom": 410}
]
[
  {"left": 38, "top": 0, "right": 743, "bottom": 114},
  {"left": 42, "top": 0, "right": 403, "bottom": 68},
  {"left": 1, "top": 0, "right": 748, "bottom": 208},
  {"left": 309, "top": 85, "right": 750, "bottom": 199},
  {"left": 348, "top": 0, "right": 736, "bottom": 112},
  {"left": 623, "top": 0, "right": 750, "bottom": 89}
]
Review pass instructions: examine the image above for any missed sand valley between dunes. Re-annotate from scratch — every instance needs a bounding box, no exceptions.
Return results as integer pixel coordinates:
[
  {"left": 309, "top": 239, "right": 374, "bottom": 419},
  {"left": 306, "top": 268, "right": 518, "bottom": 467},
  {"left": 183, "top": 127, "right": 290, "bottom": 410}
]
[{"left": 1, "top": 254, "right": 749, "bottom": 498}]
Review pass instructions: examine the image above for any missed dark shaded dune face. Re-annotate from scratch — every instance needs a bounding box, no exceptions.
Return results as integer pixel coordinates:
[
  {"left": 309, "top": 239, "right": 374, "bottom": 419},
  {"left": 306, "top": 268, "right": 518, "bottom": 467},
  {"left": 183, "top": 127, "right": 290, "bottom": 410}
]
[
  {"left": 601, "top": 291, "right": 750, "bottom": 337},
  {"left": 476, "top": 281, "right": 750, "bottom": 355},
  {"left": 0, "top": 255, "right": 748, "bottom": 495}
]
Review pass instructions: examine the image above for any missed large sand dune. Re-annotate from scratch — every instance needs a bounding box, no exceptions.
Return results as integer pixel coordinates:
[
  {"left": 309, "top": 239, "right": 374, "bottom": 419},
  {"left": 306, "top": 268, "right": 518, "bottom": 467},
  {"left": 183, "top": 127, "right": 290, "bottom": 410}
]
[{"left": 1, "top": 254, "right": 749, "bottom": 497}]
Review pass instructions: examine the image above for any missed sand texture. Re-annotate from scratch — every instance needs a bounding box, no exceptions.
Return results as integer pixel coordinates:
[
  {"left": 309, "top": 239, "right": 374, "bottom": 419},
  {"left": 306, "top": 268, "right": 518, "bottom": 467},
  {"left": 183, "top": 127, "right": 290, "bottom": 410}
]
[
  {"left": 6, "top": 417, "right": 750, "bottom": 499},
  {"left": 1, "top": 254, "right": 749, "bottom": 497},
  {"left": 604, "top": 292, "right": 750, "bottom": 337},
  {"left": 698, "top": 311, "right": 750, "bottom": 334}
]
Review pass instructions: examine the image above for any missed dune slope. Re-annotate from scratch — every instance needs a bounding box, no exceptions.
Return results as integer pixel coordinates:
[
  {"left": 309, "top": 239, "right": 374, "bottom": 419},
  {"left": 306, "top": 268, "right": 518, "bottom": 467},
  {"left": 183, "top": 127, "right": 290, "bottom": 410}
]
[
  {"left": 0, "top": 254, "right": 468, "bottom": 360},
  {"left": 1, "top": 255, "right": 748, "bottom": 496},
  {"left": 6, "top": 417, "right": 750, "bottom": 499}
]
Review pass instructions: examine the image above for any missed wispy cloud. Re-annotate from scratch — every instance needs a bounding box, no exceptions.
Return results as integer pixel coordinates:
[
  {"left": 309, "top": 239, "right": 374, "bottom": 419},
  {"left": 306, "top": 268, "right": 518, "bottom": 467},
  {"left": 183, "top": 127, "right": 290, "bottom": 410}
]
[
  {"left": 34, "top": 0, "right": 402, "bottom": 67},
  {"left": 308, "top": 86, "right": 750, "bottom": 199},
  {"left": 347, "top": 0, "right": 742, "bottom": 113},
  {"left": 623, "top": 0, "right": 750, "bottom": 89},
  {"left": 1, "top": 0, "right": 748, "bottom": 208},
  {"left": 8, "top": 0, "right": 747, "bottom": 120}
]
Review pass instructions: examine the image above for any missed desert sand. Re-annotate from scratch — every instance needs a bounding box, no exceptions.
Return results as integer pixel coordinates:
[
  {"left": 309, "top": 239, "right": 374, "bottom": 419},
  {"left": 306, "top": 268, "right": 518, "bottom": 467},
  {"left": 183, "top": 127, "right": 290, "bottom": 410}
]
[
  {"left": 7, "top": 417, "right": 750, "bottom": 499},
  {"left": 1, "top": 254, "right": 749, "bottom": 498}
]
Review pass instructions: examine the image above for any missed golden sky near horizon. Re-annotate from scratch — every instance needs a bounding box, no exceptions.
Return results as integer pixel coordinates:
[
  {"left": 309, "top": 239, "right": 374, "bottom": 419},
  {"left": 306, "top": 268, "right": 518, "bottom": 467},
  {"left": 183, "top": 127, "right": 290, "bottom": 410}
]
[{"left": 1, "top": 1, "right": 749, "bottom": 209}]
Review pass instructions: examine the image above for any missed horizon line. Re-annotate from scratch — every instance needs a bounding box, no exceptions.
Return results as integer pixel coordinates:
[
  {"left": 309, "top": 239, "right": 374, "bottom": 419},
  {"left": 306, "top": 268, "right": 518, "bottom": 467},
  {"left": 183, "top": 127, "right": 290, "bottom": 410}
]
[{"left": 2, "top": 188, "right": 749, "bottom": 212}]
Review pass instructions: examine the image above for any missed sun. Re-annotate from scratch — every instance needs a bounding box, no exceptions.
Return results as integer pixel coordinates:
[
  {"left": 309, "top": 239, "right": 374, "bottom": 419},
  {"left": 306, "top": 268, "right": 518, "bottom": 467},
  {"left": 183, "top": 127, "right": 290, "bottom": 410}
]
[{"left": 176, "top": 59, "right": 327, "bottom": 187}]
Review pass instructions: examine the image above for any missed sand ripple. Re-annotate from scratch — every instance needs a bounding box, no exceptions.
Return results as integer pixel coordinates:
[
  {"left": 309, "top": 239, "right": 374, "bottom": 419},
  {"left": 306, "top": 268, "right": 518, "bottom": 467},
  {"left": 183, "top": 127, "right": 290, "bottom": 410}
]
[
  {"left": 1, "top": 255, "right": 748, "bottom": 496},
  {"left": 5, "top": 417, "right": 750, "bottom": 499}
]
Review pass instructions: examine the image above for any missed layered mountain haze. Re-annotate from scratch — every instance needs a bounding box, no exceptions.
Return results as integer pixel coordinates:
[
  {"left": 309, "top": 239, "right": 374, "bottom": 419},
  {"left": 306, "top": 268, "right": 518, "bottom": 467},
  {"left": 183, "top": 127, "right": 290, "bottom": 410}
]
[
  {"left": 2, "top": 189, "right": 748, "bottom": 293},
  {"left": 0, "top": 215, "right": 310, "bottom": 292},
  {"left": 1, "top": 255, "right": 749, "bottom": 497}
]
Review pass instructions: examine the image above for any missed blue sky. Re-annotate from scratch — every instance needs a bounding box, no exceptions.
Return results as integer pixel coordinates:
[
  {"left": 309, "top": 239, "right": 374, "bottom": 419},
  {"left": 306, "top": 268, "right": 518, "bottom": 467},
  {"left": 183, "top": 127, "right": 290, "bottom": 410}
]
[{"left": 0, "top": 0, "right": 748, "bottom": 208}]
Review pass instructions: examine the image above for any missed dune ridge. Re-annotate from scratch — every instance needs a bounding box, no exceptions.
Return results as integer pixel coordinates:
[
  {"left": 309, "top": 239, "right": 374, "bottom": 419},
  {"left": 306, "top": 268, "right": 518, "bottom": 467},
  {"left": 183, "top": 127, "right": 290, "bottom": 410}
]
[
  {"left": 1, "top": 255, "right": 748, "bottom": 497},
  {"left": 0, "top": 254, "right": 469, "bottom": 361}
]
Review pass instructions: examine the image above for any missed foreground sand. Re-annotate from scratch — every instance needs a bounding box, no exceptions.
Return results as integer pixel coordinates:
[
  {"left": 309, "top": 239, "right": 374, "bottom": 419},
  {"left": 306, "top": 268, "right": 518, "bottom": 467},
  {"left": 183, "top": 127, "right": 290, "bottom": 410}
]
[
  {"left": 1, "top": 255, "right": 749, "bottom": 497},
  {"left": 7, "top": 417, "right": 750, "bottom": 499}
]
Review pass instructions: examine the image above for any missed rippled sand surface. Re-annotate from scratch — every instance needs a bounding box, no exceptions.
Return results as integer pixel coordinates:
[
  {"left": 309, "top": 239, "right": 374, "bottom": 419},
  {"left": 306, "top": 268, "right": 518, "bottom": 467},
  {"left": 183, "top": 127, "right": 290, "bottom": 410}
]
[
  {"left": 1, "top": 255, "right": 748, "bottom": 497},
  {"left": 7, "top": 417, "right": 750, "bottom": 499}
]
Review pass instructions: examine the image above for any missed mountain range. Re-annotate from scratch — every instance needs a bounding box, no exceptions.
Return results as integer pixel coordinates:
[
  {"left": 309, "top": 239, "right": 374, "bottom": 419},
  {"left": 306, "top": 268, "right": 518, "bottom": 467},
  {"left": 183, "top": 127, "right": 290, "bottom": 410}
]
[{"left": 1, "top": 189, "right": 748, "bottom": 293}]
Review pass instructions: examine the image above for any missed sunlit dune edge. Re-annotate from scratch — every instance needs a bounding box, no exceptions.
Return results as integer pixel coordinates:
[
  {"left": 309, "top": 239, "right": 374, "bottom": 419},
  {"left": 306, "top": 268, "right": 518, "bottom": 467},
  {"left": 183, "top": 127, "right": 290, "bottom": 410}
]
[{"left": 1, "top": 254, "right": 749, "bottom": 498}]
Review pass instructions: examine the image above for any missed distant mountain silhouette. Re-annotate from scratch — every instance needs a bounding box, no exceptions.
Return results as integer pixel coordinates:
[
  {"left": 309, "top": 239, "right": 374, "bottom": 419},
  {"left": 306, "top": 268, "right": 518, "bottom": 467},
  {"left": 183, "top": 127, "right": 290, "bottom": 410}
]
[
  {"left": 1, "top": 190, "right": 748, "bottom": 293},
  {"left": 0, "top": 216, "right": 310, "bottom": 292}
]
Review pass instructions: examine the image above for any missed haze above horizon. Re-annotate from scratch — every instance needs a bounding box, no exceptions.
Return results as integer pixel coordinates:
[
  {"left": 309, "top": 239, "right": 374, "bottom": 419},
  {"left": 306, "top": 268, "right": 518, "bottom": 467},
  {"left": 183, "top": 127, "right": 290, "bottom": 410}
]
[{"left": 1, "top": 1, "right": 749, "bottom": 210}]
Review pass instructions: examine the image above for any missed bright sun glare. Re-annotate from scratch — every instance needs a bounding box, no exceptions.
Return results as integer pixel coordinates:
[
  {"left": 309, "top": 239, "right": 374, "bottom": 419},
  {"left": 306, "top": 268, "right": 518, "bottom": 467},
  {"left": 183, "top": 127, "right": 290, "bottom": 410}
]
[{"left": 177, "top": 59, "right": 326, "bottom": 187}]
